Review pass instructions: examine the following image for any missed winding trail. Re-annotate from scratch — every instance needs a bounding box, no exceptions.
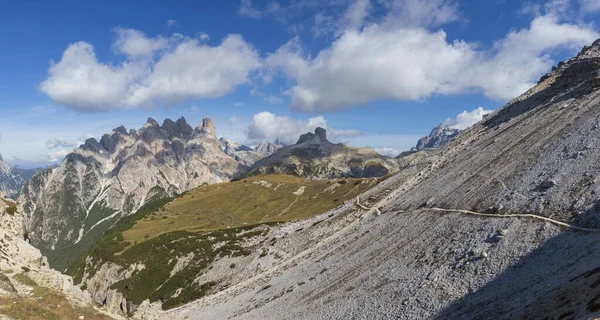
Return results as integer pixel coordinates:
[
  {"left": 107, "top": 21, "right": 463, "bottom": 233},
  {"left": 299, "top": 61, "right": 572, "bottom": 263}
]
[
  {"left": 427, "top": 208, "right": 600, "bottom": 232},
  {"left": 354, "top": 196, "right": 600, "bottom": 232}
]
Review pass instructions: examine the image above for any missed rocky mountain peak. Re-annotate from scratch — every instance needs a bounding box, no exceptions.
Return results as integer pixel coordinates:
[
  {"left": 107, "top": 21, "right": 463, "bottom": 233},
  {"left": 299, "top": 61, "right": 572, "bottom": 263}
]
[
  {"left": 145, "top": 117, "right": 160, "bottom": 128},
  {"left": 315, "top": 127, "right": 327, "bottom": 140},
  {"left": 254, "top": 140, "right": 285, "bottom": 155},
  {"left": 199, "top": 117, "right": 217, "bottom": 137},
  {"left": 114, "top": 125, "right": 127, "bottom": 135},
  {"left": 82, "top": 137, "right": 102, "bottom": 153},
  {"left": 577, "top": 38, "right": 600, "bottom": 60},
  {"left": 415, "top": 124, "right": 461, "bottom": 150},
  {"left": 297, "top": 127, "right": 329, "bottom": 144}
]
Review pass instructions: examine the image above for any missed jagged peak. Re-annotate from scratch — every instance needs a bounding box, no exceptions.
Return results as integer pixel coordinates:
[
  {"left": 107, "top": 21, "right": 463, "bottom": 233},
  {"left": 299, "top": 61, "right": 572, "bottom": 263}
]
[
  {"left": 297, "top": 127, "right": 328, "bottom": 144},
  {"left": 145, "top": 117, "right": 160, "bottom": 127},
  {"left": 199, "top": 117, "right": 217, "bottom": 137},
  {"left": 576, "top": 38, "right": 600, "bottom": 60},
  {"left": 162, "top": 118, "right": 177, "bottom": 130},
  {"left": 113, "top": 125, "right": 127, "bottom": 134}
]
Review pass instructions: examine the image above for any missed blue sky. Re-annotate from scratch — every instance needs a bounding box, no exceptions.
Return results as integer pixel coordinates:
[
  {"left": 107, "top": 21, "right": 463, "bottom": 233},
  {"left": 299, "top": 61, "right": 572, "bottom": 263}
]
[{"left": 0, "top": 0, "right": 599, "bottom": 167}]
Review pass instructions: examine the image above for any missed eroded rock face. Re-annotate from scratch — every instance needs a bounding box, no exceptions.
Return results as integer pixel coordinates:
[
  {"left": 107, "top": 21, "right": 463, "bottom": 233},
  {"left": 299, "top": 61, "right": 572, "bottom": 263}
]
[
  {"left": 0, "top": 196, "right": 116, "bottom": 317},
  {"left": 20, "top": 116, "right": 249, "bottom": 270},
  {"left": 250, "top": 128, "right": 400, "bottom": 178}
]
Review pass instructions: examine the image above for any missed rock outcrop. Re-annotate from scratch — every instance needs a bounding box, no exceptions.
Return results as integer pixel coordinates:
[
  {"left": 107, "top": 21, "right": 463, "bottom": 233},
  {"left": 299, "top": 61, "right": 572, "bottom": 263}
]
[
  {"left": 0, "top": 195, "right": 120, "bottom": 319},
  {"left": 249, "top": 128, "right": 399, "bottom": 178},
  {"left": 20, "top": 116, "right": 249, "bottom": 270}
]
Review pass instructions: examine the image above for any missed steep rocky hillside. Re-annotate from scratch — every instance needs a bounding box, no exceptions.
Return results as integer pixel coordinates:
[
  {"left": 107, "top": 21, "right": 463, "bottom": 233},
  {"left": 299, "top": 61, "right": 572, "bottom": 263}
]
[
  {"left": 249, "top": 127, "right": 399, "bottom": 178},
  {"left": 20, "top": 116, "right": 248, "bottom": 270},
  {"left": 153, "top": 39, "right": 600, "bottom": 319},
  {"left": 66, "top": 174, "right": 381, "bottom": 315},
  {"left": 0, "top": 195, "right": 119, "bottom": 319}
]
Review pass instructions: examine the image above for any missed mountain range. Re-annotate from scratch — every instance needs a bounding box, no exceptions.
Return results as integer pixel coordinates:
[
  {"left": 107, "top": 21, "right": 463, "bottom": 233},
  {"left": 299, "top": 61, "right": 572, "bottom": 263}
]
[
  {"left": 0, "top": 155, "right": 40, "bottom": 199},
  {"left": 19, "top": 117, "right": 258, "bottom": 270},
  {"left": 248, "top": 127, "right": 399, "bottom": 178},
  {"left": 3, "top": 35, "right": 600, "bottom": 320}
]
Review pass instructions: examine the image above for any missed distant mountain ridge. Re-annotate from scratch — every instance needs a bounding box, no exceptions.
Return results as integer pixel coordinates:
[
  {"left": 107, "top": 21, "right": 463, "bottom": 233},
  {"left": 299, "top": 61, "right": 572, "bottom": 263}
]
[
  {"left": 219, "top": 138, "right": 284, "bottom": 167},
  {"left": 249, "top": 127, "right": 399, "bottom": 178},
  {"left": 20, "top": 116, "right": 254, "bottom": 270},
  {"left": 0, "top": 154, "right": 40, "bottom": 198},
  {"left": 415, "top": 124, "right": 461, "bottom": 150}
]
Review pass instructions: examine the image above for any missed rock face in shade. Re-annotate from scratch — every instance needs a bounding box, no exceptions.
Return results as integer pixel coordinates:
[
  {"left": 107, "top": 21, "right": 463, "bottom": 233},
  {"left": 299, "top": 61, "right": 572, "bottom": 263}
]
[
  {"left": 249, "top": 127, "right": 400, "bottom": 178},
  {"left": 20, "top": 116, "right": 248, "bottom": 270}
]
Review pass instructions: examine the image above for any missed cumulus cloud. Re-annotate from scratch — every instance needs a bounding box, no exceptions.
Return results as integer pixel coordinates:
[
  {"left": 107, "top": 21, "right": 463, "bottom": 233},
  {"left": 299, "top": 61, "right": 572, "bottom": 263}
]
[
  {"left": 580, "top": 0, "right": 600, "bottom": 14},
  {"left": 113, "top": 28, "right": 169, "bottom": 58},
  {"left": 45, "top": 138, "right": 79, "bottom": 149},
  {"left": 40, "top": 29, "right": 260, "bottom": 110},
  {"left": 247, "top": 111, "right": 360, "bottom": 144},
  {"left": 238, "top": 0, "right": 262, "bottom": 18},
  {"left": 266, "top": 4, "right": 598, "bottom": 112},
  {"left": 375, "top": 147, "right": 400, "bottom": 157},
  {"left": 379, "top": 0, "right": 460, "bottom": 28},
  {"left": 442, "top": 107, "right": 493, "bottom": 130},
  {"left": 47, "top": 150, "right": 69, "bottom": 162}
]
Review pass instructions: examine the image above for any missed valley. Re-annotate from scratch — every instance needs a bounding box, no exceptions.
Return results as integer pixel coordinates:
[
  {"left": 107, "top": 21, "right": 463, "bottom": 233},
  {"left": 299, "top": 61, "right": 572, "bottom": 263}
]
[
  {"left": 65, "top": 174, "right": 383, "bottom": 313},
  {"left": 1, "top": 4, "right": 600, "bottom": 319}
]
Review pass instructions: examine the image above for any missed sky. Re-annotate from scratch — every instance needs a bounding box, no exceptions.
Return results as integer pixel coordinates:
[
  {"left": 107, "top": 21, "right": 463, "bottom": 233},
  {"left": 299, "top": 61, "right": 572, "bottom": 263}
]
[{"left": 0, "top": 0, "right": 599, "bottom": 168}]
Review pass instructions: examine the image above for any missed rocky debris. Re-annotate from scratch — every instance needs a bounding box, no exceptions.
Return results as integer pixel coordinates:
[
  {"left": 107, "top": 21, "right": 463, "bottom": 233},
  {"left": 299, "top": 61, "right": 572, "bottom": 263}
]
[
  {"left": 538, "top": 179, "right": 557, "bottom": 190},
  {"left": 249, "top": 128, "right": 400, "bottom": 178},
  {"left": 387, "top": 38, "right": 600, "bottom": 227},
  {"left": 20, "top": 116, "right": 250, "bottom": 270},
  {"left": 157, "top": 39, "right": 600, "bottom": 320}
]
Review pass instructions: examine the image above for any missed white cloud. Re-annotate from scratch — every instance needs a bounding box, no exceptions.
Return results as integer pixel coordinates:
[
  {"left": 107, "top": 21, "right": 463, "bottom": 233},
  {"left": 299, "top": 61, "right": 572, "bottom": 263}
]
[
  {"left": 379, "top": 0, "right": 460, "bottom": 28},
  {"left": 375, "top": 147, "right": 400, "bottom": 157},
  {"left": 442, "top": 107, "right": 493, "bottom": 130},
  {"left": 40, "top": 30, "right": 260, "bottom": 111},
  {"left": 268, "top": 96, "right": 283, "bottom": 104},
  {"left": 233, "top": 102, "right": 245, "bottom": 106},
  {"left": 47, "top": 150, "right": 69, "bottom": 162},
  {"left": 238, "top": 0, "right": 262, "bottom": 18},
  {"left": 199, "top": 32, "right": 210, "bottom": 41},
  {"left": 267, "top": 12, "right": 598, "bottom": 112},
  {"left": 113, "top": 28, "right": 168, "bottom": 58},
  {"left": 45, "top": 138, "right": 79, "bottom": 149},
  {"left": 247, "top": 111, "right": 360, "bottom": 145},
  {"left": 580, "top": 0, "right": 600, "bottom": 14},
  {"left": 229, "top": 116, "right": 239, "bottom": 125},
  {"left": 166, "top": 19, "right": 179, "bottom": 27},
  {"left": 184, "top": 106, "right": 200, "bottom": 114}
]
